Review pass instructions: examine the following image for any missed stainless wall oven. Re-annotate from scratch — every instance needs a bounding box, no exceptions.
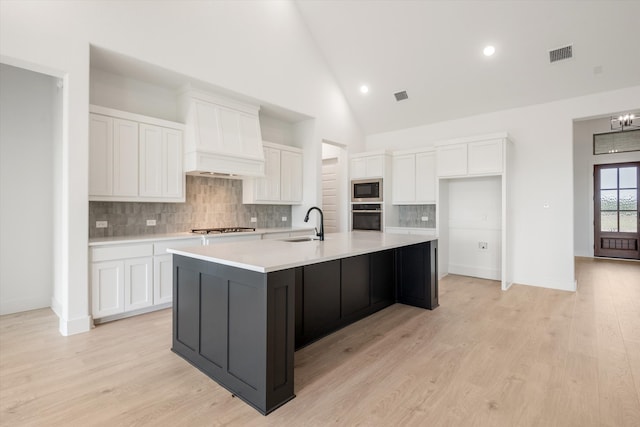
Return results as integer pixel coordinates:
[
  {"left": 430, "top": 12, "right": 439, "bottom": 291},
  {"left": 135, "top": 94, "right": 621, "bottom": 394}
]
[
  {"left": 352, "top": 203, "right": 382, "bottom": 231},
  {"left": 351, "top": 178, "right": 383, "bottom": 202}
]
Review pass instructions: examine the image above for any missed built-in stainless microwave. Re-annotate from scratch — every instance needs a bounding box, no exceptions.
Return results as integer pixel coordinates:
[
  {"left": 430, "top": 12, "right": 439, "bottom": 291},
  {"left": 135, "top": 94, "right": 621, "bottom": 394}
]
[{"left": 351, "top": 178, "right": 383, "bottom": 202}]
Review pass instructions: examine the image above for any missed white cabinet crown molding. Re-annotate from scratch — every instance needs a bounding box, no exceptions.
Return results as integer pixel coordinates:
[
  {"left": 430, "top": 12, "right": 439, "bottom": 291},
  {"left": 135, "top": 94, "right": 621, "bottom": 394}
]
[
  {"left": 90, "top": 105, "right": 185, "bottom": 130},
  {"left": 433, "top": 131, "right": 511, "bottom": 147}
]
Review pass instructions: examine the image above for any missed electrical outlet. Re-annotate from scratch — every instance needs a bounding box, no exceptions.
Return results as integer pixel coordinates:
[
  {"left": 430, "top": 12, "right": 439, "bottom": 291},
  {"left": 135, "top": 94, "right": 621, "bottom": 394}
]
[
  {"left": 479, "top": 242, "right": 488, "bottom": 250},
  {"left": 421, "top": 216, "right": 429, "bottom": 222},
  {"left": 250, "top": 217, "right": 257, "bottom": 223},
  {"left": 281, "top": 216, "right": 288, "bottom": 222},
  {"left": 146, "top": 219, "right": 156, "bottom": 226},
  {"left": 96, "top": 221, "right": 108, "bottom": 228}
]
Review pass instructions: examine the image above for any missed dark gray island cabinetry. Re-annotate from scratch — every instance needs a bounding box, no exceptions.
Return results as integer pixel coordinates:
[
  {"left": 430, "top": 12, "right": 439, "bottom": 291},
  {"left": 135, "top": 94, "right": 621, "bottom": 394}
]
[{"left": 168, "top": 232, "right": 438, "bottom": 415}]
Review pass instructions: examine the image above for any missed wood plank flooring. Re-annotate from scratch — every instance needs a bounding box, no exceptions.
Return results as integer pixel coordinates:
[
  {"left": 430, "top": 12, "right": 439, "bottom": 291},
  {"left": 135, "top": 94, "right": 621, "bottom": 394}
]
[{"left": 1, "top": 257, "right": 639, "bottom": 426}]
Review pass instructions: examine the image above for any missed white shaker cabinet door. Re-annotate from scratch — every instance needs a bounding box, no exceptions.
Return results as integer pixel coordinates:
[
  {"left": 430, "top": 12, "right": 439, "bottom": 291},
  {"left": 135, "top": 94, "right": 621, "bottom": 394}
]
[
  {"left": 350, "top": 157, "right": 367, "bottom": 179},
  {"left": 163, "top": 128, "right": 184, "bottom": 199},
  {"left": 351, "top": 155, "right": 384, "bottom": 179},
  {"left": 415, "top": 151, "right": 436, "bottom": 202},
  {"left": 365, "top": 155, "right": 384, "bottom": 178},
  {"left": 91, "top": 260, "right": 124, "bottom": 318},
  {"left": 153, "top": 254, "right": 173, "bottom": 305},
  {"left": 256, "top": 146, "right": 281, "bottom": 201},
  {"left": 281, "top": 149, "right": 303, "bottom": 203},
  {"left": 437, "top": 144, "right": 467, "bottom": 177},
  {"left": 140, "top": 125, "right": 184, "bottom": 199},
  {"left": 89, "top": 114, "right": 114, "bottom": 196},
  {"left": 392, "top": 154, "right": 416, "bottom": 204},
  {"left": 112, "top": 118, "right": 139, "bottom": 196},
  {"left": 139, "top": 124, "right": 163, "bottom": 197},
  {"left": 468, "top": 139, "right": 503, "bottom": 175},
  {"left": 124, "top": 257, "right": 153, "bottom": 311}
]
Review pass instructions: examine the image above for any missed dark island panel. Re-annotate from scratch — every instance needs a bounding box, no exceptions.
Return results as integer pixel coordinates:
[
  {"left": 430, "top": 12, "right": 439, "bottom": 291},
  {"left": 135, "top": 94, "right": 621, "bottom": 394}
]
[
  {"left": 173, "top": 240, "right": 437, "bottom": 415},
  {"left": 172, "top": 255, "right": 295, "bottom": 415}
]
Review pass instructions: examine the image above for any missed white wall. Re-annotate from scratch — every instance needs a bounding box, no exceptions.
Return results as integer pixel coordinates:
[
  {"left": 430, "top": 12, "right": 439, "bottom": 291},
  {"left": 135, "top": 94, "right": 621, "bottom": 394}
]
[
  {"left": 90, "top": 68, "right": 179, "bottom": 122},
  {"left": 0, "top": 64, "right": 56, "bottom": 314},
  {"left": 0, "top": 0, "right": 363, "bottom": 334},
  {"left": 447, "top": 176, "right": 502, "bottom": 281},
  {"left": 367, "top": 85, "right": 640, "bottom": 291},
  {"left": 573, "top": 117, "right": 640, "bottom": 257}
]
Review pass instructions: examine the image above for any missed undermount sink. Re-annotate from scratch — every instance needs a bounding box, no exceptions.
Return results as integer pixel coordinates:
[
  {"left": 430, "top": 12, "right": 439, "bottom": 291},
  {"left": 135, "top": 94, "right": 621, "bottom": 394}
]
[{"left": 282, "top": 236, "right": 320, "bottom": 242}]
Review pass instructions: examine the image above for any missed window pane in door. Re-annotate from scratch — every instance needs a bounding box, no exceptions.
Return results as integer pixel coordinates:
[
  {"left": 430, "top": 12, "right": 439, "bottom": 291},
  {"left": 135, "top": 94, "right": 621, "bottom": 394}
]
[
  {"left": 601, "top": 190, "right": 618, "bottom": 210},
  {"left": 620, "top": 212, "right": 638, "bottom": 233},
  {"left": 619, "top": 167, "right": 637, "bottom": 188},
  {"left": 601, "top": 211, "right": 618, "bottom": 232},
  {"left": 601, "top": 168, "right": 618, "bottom": 189},
  {"left": 620, "top": 189, "right": 637, "bottom": 210}
]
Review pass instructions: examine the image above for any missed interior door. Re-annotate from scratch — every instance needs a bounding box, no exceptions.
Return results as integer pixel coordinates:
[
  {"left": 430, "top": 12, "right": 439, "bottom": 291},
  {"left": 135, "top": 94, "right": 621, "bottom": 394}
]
[{"left": 594, "top": 162, "right": 640, "bottom": 259}]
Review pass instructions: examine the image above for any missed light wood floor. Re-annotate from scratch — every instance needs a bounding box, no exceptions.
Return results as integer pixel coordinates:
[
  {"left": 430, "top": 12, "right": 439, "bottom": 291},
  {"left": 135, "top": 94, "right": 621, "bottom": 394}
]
[{"left": 1, "top": 258, "right": 639, "bottom": 426}]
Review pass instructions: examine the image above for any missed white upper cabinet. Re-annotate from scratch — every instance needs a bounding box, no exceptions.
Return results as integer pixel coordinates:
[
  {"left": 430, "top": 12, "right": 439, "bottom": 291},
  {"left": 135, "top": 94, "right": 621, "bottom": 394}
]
[
  {"left": 392, "top": 154, "right": 416, "bottom": 203},
  {"left": 468, "top": 139, "right": 503, "bottom": 175},
  {"left": 112, "top": 118, "right": 139, "bottom": 197},
  {"left": 139, "top": 124, "right": 184, "bottom": 199},
  {"left": 351, "top": 154, "right": 384, "bottom": 179},
  {"left": 243, "top": 142, "right": 303, "bottom": 205},
  {"left": 89, "top": 114, "right": 114, "bottom": 196},
  {"left": 89, "top": 106, "right": 185, "bottom": 202},
  {"left": 256, "top": 146, "right": 281, "bottom": 201},
  {"left": 415, "top": 151, "right": 436, "bottom": 202},
  {"left": 436, "top": 136, "right": 505, "bottom": 178},
  {"left": 280, "top": 149, "right": 303, "bottom": 203},
  {"left": 436, "top": 144, "right": 467, "bottom": 177},
  {"left": 392, "top": 150, "right": 435, "bottom": 204}
]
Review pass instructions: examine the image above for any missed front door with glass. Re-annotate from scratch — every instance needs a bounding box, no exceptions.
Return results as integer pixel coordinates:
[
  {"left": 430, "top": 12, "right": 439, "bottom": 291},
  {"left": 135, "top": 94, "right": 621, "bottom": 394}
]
[{"left": 594, "top": 162, "right": 640, "bottom": 259}]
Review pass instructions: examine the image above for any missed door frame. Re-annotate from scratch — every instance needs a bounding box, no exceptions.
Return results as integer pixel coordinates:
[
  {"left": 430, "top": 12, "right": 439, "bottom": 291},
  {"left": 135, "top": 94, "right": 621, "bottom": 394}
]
[{"left": 593, "top": 161, "right": 640, "bottom": 259}]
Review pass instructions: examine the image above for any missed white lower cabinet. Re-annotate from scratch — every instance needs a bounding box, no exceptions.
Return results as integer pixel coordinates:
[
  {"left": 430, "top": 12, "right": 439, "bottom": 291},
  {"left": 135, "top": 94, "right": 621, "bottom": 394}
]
[
  {"left": 90, "top": 237, "right": 203, "bottom": 321},
  {"left": 92, "top": 256, "right": 153, "bottom": 318},
  {"left": 153, "top": 254, "right": 173, "bottom": 306},
  {"left": 124, "top": 257, "right": 153, "bottom": 311},
  {"left": 91, "top": 261, "right": 125, "bottom": 318}
]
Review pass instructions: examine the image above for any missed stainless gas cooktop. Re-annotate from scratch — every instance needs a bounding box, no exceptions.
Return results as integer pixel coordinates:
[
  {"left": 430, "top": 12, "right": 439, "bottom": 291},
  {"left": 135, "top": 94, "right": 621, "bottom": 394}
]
[{"left": 191, "top": 227, "right": 256, "bottom": 235}]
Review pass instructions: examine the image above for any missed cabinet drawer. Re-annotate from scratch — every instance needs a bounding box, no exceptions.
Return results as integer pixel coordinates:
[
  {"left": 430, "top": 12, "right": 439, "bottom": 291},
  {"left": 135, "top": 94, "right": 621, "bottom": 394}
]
[
  {"left": 91, "top": 243, "right": 153, "bottom": 262},
  {"left": 154, "top": 238, "right": 202, "bottom": 255}
]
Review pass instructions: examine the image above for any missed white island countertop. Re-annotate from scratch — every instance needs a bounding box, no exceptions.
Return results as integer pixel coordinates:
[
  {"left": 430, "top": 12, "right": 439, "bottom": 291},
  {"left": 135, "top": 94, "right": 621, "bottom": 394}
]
[{"left": 167, "top": 231, "right": 437, "bottom": 273}]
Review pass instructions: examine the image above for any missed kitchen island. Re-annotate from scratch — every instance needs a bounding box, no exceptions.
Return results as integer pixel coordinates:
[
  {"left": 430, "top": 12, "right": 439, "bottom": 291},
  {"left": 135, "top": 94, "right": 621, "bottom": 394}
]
[{"left": 168, "top": 231, "right": 438, "bottom": 415}]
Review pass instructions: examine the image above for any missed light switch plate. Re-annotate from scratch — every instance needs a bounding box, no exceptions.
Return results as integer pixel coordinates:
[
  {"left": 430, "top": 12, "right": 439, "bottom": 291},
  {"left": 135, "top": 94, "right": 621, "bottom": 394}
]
[
  {"left": 96, "top": 221, "right": 108, "bottom": 228},
  {"left": 281, "top": 216, "right": 288, "bottom": 222},
  {"left": 421, "top": 216, "right": 429, "bottom": 222},
  {"left": 250, "top": 217, "right": 257, "bottom": 223},
  {"left": 146, "top": 219, "right": 156, "bottom": 226}
]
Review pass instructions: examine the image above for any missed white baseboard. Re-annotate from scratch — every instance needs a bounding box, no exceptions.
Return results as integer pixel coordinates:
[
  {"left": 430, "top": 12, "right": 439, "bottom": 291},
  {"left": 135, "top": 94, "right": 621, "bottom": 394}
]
[
  {"left": 58, "top": 315, "right": 92, "bottom": 336},
  {"left": 448, "top": 264, "right": 501, "bottom": 281}
]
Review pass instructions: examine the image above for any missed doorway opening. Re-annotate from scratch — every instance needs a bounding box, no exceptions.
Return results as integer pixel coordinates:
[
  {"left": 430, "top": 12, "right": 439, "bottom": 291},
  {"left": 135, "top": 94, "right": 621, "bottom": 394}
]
[
  {"left": 594, "top": 162, "right": 639, "bottom": 260},
  {"left": 321, "top": 141, "right": 347, "bottom": 233}
]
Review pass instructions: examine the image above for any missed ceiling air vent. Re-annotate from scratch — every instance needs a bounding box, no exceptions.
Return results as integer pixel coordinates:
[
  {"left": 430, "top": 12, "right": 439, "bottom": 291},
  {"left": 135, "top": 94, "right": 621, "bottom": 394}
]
[
  {"left": 394, "top": 90, "right": 409, "bottom": 101},
  {"left": 549, "top": 45, "right": 573, "bottom": 63}
]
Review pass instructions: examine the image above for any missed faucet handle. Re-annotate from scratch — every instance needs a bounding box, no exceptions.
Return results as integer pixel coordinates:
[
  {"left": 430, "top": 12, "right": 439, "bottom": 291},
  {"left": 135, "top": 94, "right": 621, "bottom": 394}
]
[{"left": 314, "top": 227, "right": 319, "bottom": 237}]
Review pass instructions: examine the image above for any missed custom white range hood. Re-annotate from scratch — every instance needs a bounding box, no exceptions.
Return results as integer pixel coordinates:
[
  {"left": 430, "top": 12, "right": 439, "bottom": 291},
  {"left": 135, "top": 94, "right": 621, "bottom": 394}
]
[{"left": 179, "top": 88, "right": 265, "bottom": 177}]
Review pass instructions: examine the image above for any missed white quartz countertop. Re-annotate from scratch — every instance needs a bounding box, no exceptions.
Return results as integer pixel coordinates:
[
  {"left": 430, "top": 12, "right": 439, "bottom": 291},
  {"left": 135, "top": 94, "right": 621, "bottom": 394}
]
[
  {"left": 168, "top": 231, "right": 438, "bottom": 273},
  {"left": 88, "top": 227, "right": 315, "bottom": 246}
]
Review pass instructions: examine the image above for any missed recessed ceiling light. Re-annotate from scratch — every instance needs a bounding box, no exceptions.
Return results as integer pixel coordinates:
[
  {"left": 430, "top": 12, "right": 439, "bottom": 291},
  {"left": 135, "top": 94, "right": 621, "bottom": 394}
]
[
  {"left": 483, "top": 45, "right": 495, "bottom": 57},
  {"left": 360, "top": 85, "right": 369, "bottom": 94}
]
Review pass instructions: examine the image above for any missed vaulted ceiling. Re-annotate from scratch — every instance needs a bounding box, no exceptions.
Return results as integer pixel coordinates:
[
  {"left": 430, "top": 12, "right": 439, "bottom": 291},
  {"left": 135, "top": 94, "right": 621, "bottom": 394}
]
[{"left": 295, "top": 0, "right": 640, "bottom": 135}]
